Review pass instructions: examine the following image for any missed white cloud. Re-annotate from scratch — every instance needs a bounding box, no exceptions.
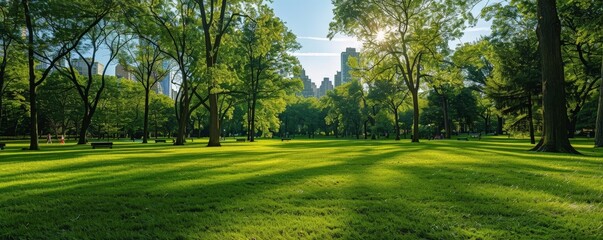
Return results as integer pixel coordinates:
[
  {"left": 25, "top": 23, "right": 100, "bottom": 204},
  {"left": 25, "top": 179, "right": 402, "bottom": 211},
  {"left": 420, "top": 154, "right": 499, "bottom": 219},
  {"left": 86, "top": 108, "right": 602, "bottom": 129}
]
[
  {"left": 291, "top": 52, "right": 340, "bottom": 57},
  {"left": 298, "top": 36, "right": 358, "bottom": 42},
  {"left": 464, "top": 27, "right": 491, "bottom": 33}
]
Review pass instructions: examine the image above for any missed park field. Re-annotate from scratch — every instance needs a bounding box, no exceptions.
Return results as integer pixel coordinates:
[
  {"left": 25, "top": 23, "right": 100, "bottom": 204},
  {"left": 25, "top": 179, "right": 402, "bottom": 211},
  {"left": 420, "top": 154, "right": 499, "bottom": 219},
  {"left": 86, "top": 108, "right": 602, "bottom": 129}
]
[{"left": 0, "top": 137, "right": 602, "bottom": 239}]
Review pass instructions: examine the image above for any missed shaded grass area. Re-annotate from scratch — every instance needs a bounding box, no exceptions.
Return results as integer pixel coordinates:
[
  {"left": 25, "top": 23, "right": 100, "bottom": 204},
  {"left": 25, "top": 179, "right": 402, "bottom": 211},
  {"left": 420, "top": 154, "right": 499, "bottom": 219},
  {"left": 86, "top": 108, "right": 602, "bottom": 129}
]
[{"left": 0, "top": 137, "right": 602, "bottom": 239}]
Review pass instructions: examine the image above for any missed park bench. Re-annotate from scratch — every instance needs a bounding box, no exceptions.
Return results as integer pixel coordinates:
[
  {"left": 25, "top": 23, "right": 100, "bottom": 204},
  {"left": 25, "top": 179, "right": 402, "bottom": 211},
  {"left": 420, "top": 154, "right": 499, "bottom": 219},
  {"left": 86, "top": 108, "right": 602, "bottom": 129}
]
[
  {"left": 281, "top": 138, "right": 291, "bottom": 142},
  {"left": 236, "top": 138, "right": 246, "bottom": 142},
  {"left": 155, "top": 139, "right": 166, "bottom": 143},
  {"left": 469, "top": 133, "right": 482, "bottom": 140},
  {"left": 0, "top": 142, "right": 5, "bottom": 150},
  {"left": 457, "top": 137, "right": 469, "bottom": 141},
  {"left": 91, "top": 142, "right": 113, "bottom": 149}
]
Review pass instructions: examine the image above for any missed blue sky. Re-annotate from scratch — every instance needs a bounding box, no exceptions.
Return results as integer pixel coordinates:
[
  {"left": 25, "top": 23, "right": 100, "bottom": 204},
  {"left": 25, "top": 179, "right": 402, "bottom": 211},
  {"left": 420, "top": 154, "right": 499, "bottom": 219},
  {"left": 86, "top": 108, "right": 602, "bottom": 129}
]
[{"left": 270, "top": 0, "right": 492, "bottom": 85}]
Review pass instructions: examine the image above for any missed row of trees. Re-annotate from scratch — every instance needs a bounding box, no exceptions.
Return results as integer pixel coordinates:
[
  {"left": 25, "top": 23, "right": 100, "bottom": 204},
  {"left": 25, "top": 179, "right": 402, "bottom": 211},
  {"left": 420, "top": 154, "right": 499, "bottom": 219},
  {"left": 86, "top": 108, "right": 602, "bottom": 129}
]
[
  {"left": 1, "top": 0, "right": 601, "bottom": 154},
  {"left": 0, "top": 0, "right": 301, "bottom": 149},
  {"left": 323, "top": 0, "right": 601, "bottom": 153}
]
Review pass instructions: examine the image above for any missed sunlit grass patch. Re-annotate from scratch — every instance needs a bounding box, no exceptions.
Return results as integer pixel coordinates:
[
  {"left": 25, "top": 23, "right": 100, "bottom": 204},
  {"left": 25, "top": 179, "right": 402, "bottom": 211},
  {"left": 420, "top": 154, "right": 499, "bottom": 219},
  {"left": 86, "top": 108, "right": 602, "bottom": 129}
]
[{"left": 0, "top": 137, "right": 602, "bottom": 239}]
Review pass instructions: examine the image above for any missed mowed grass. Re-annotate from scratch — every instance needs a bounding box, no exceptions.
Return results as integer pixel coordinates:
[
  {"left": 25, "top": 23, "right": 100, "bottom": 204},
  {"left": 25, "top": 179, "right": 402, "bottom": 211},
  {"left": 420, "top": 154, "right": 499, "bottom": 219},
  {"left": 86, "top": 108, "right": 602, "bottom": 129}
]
[{"left": 0, "top": 137, "right": 602, "bottom": 239}]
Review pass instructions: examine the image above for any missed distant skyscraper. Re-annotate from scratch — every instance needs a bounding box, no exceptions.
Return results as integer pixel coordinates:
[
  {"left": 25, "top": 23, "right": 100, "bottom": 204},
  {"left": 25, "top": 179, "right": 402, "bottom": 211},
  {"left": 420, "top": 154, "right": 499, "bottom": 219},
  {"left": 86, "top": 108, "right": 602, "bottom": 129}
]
[
  {"left": 159, "top": 61, "right": 172, "bottom": 97},
  {"left": 115, "top": 64, "right": 135, "bottom": 81},
  {"left": 299, "top": 69, "right": 317, "bottom": 98},
  {"left": 341, "top": 47, "right": 359, "bottom": 85},
  {"left": 72, "top": 58, "right": 104, "bottom": 76},
  {"left": 318, "top": 77, "right": 333, "bottom": 98},
  {"left": 334, "top": 71, "right": 342, "bottom": 87}
]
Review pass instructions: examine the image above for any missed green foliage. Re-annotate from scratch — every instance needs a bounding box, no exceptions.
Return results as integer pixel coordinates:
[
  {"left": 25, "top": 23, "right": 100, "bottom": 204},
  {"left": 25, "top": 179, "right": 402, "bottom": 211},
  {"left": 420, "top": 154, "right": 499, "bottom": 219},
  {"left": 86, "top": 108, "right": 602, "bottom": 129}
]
[
  {"left": 37, "top": 72, "right": 81, "bottom": 135},
  {"left": 324, "top": 81, "right": 366, "bottom": 138}
]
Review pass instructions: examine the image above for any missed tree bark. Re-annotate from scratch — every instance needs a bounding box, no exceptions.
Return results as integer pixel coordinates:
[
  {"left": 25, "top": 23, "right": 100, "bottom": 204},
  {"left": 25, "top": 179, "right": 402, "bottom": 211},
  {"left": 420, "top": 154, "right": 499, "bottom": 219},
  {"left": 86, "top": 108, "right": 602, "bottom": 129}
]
[
  {"left": 531, "top": 0, "right": 578, "bottom": 153},
  {"left": 249, "top": 96, "right": 257, "bottom": 142},
  {"left": 175, "top": 79, "right": 189, "bottom": 145},
  {"left": 394, "top": 106, "right": 401, "bottom": 141},
  {"left": 595, "top": 54, "right": 603, "bottom": 147},
  {"left": 497, "top": 116, "right": 504, "bottom": 135},
  {"left": 207, "top": 93, "right": 221, "bottom": 146},
  {"left": 567, "top": 113, "right": 578, "bottom": 139},
  {"left": 142, "top": 89, "right": 150, "bottom": 144},
  {"left": 442, "top": 96, "right": 451, "bottom": 139},
  {"left": 77, "top": 109, "right": 92, "bottom": 144},
  {"left": 527, "top": 95, "right": 535, "bottom": 144},
  {"left": 23, "top": 0, "right": 39, "bottom": 150},
  {"left": 411, "top": 89, "right": 420, "bottom": 142}
]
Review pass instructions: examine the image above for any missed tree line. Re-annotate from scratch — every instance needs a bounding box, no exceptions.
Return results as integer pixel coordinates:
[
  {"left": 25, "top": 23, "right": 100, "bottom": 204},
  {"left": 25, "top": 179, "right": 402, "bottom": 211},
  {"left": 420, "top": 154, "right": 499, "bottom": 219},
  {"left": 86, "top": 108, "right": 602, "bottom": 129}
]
[
  {"left": 1, "top": 0, "right": 601, "bottom": 154},
  {"left": 0, "top": 0, "right": 300, "bottom": 150}
]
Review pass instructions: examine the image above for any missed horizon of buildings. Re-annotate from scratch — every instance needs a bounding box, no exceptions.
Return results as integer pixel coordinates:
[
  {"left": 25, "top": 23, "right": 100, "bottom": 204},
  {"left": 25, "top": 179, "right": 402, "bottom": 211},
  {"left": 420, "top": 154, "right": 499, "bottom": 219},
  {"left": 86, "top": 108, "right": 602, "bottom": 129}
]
[
  {"left": 298, "top": 47, "right": 359, "bottom": 99},
  {"left": 114, "top": 63, "right": 176, "bottom": 100}
]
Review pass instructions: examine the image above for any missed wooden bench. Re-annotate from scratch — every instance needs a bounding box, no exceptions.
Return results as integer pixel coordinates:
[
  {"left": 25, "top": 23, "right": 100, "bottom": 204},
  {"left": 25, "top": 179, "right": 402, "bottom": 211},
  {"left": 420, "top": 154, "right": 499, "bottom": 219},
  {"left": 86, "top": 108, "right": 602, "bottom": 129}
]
[
  {"left": 457, "top": 137, "right": 469, "bottom": 141},
  {"left": 469, "top": 133, "right": 481, "bottom": 140},
  {"left": 0, "top": 143, "right": 5, "bottom": 150},
  {"left": 91, "top": 142, "right": 113, "bottom": 149},
  {"left": 281, "top": 138, "right": 291, "bottom": 142},
  {"left": 154, "top": 139, "right": 166, "bottom": 143},
  {"left": 236, "top": 138, "right": 246, "bottom": 142}
]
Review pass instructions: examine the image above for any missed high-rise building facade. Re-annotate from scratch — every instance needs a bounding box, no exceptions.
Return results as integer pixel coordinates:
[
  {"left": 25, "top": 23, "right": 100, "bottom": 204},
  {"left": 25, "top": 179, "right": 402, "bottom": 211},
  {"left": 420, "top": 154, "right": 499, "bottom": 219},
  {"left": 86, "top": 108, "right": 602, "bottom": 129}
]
[
  {"left": 318, "top": 77, "right": 333, "bottom": 98},
  {"left": 159, "top": 61, "right": 172, "bottom": 97},
  {"left": 299, "top": 69, "right": 317, "bottom": 98},
  {"left": 340, "top": 47, "right": 359, "bottom": 85},
  {"left": 72, "top": 58, "right": 104, "bottom": 76},
  {"left": 115, "top": 64, "right": 135, "bottom": 81},
  {"left": 334, "top": 71, "right": 342, "bottom": 87}
]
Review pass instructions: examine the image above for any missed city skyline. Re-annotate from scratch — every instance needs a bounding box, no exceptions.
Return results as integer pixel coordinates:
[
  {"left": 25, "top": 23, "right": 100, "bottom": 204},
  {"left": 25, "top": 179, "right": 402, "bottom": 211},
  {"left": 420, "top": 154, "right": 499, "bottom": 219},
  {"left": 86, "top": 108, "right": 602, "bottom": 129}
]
[
  {"left": 88, "top": 1, "right": 492, "bottom": 87},
  {"left": 271, "top": 0, "right": 492, "bottom": 85}
]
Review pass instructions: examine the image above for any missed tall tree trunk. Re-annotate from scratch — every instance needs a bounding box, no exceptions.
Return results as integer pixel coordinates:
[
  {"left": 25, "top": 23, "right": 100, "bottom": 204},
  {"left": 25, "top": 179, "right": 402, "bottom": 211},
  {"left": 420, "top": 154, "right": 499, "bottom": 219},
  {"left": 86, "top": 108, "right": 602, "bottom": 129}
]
[
  {"left": 567, "top": 112, "right": 578, "bottom": 139},
  {"left": 394, "top": 106, "right": 401, "bottom": 141},
  {"left": 442, "top": 96, "right": 451, "bottom": 139},
  {"left": 527, "top": 95, "right": 536, "bottom": 144},
  {"left": 363, "top": 120, "right": 368, "bottom": 139},
  {"left": 142, "top": 89, "right": 150, "bottom": 144},
  {"left": 0, "top": 90, "right": 4, "bottom": 134},
  {"left": 411, "top": 89, "right": 420, "bottom": 142},
  {"left": 249, "top": 97, "right": 257, "bottom": 142},
  {"left": 497, "top": 116, "right": 504, "bottom": 135},
  {"left": 24, "top": 0, "right": 39, "bottom": 150},
  {"left": 207, "top": 93, "right": 221, "bottom": 146},
  {"left": 531, "top": 0, "right": 578, "bottom": 153},
  {"left": 595, "top": 55, "right": 603, "bottom": 147},
  {"left": 78, "top": 111, "right": 93, "bottom": 144},
  {"left": 175, "top": 87, "right": 188, "bottom": 145},
  {"left": 154, "top": 113, "right": 158, "bottom": 139}
]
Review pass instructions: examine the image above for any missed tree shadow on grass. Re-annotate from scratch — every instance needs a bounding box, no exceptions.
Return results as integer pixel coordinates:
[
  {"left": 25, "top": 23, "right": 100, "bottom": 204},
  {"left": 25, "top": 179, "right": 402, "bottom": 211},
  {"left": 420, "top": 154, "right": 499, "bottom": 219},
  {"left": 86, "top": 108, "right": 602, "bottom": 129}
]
[{"left": 0, "top": 139, "right": 601, "bottom": 239}]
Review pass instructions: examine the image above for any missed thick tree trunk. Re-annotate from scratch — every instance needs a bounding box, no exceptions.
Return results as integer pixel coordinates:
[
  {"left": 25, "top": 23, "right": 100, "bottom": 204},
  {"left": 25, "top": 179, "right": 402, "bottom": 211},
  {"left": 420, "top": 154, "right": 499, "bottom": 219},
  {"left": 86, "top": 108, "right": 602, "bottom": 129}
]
[
  {"left": 567, "top": 114, "right": 578, "bottom": 139},
  {"left": 24, "top": 0, "right": 39, "bottom": 150},
  {"left": 207, "top": 93, "right": 221, "bottom": 146},
  {"left": 527, "top": 95, "right": 536, "bottom": 144},
  {"left": 531, "top": 0, "right": 578, "bottom": 153},
  {"left": 595, "top": 56, "right": 603, "bottom": 147},
  {"left": 0, "top": 89, "right": 4, "bottom": 134},
  {"left": 497, "top": 116, "right": 504, "bottom": 135},
  {"left": 78, "top": 112, "right": 94, "bottom": 145},
  {"left": 142, "top": 89, "right": 150, "bottom": 144},
  {"left": 411, "top": 89, "right": 420, "bottom": 142},
  {"left": 175, "top": 99, "right": 188, "bottom": 145}
]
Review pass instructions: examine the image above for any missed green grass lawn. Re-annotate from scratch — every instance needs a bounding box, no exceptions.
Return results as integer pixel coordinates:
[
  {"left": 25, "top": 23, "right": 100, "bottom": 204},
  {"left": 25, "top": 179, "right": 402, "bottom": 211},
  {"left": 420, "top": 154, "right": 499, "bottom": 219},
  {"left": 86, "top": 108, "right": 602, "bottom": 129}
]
[{"left": 1, "top": 137, "right": 602, "bottom": 239}]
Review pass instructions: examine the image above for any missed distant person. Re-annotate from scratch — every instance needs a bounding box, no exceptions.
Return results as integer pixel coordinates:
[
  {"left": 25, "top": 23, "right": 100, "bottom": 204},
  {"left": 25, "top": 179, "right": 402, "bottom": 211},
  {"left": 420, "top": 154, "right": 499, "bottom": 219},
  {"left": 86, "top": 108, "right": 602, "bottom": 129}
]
[
  {"left": 46, "top": 133, "right": 52, "bottom": 144},
  {"left": 59, "top": 135, "right": 65, "bottom": 144}
]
